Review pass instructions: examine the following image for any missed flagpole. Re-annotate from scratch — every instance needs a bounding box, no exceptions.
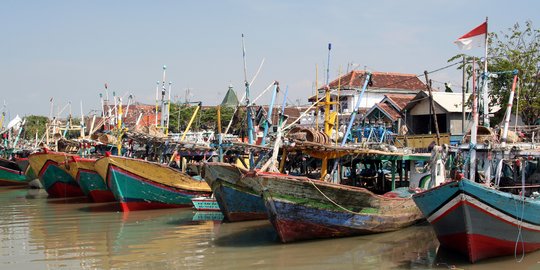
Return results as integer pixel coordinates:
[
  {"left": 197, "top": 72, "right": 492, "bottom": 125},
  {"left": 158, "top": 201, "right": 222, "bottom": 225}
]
[
  {"left": 483, "top": 17, "right": 489, "bottom": 74},
  {"left": 470, "top": 57, "right": 477, "bottom": 182},
  {"left": 482, "top": 17, "right": 490, "bottom": 127}
]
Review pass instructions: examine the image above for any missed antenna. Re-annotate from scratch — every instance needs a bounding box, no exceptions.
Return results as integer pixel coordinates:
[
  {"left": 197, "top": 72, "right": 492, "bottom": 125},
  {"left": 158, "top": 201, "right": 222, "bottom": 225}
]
[
  {"left": 104, "top": 83, "right": 109, "bottom": 104},
  {"left": 242, "top": 34, "right": 254, "bottom": 146},
  {"left": 326, "top": 43, "right": 332, "bottom": 86},
  {"left": 160, "top": 65, "right": 168, "bottom": 128},
  {"left": 242, "top": 34, "right": 248, "bottom": 85},
  {"left": 155, "top": 80, "right": 159, "bottom": 126}
]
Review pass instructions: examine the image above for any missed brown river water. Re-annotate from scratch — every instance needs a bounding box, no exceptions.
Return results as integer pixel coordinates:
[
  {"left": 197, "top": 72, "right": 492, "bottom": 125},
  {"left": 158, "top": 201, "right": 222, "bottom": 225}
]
[{"left": 1, "top": 187, "right": 539, "bottom": 269}]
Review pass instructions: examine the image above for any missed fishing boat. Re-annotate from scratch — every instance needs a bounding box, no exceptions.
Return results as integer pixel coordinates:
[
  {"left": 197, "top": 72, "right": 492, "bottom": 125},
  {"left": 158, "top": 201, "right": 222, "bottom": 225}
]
[
  {"left": 94, "top": 154, "right": 212, "bottom": 212},
  {"left": 413, "top": 174, "right": 540, "bottom": 263},
  {"left": 14, "top": 157, "right": 37, "bottom": 180},
  {"left": 28, "top": 149, "right": 85, "bottom": 197},
  {"left": 65, "top": 157, "right": 116, "bottom": 203},
  {"left": 0, "top": 157, "right": 30, "bottom": 186},
  {"left": 203, "top": 162, "right": 267, "bottom": 221},
  {"left": 257, "top": 170, "right": 423, "bottom": 243},
  {"left": 250, "top": 139, "right": 438, "bottom": 243}
]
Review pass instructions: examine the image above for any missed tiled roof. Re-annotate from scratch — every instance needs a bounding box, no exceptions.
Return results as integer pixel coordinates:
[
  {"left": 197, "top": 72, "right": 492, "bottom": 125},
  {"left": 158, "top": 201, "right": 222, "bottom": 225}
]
[
  {"left": 102, "top": 103, "right": 160, "bottom": 127},
  {"left": 366, "top": 102, "right": 401, "bottom": 122},
  {"left": 377, "top": 102, "right": 401, "bottom": 121},
  {"left": 260, "top": 105, "right": 315, "bottom": 124},
  {"left": 383, "top": 94, "right": 417, "bottom": 111},
  {"left": 325, "top": 70, "right": 426, "bottom": 91}
]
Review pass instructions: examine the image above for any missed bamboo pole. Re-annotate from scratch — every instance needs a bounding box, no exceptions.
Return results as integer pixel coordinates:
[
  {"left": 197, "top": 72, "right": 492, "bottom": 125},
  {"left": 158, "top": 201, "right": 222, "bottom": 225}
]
[
  {"left": 424, "top": 71, "right": 440, "bottom": 145},
  {"left": 117, "top": 97, "right": 123, "bottom": 155},
  {"left": 462, "top": 55, "right": 466, "bottom": 134},
  {"left": 335, "top": 66, "right": 341, "bottom": 146},
  {"left": 180, "top": 103, "right": 201, "bottom": 141},
  {"left": 500, "top": 72, "right": 519, "bottom": 147},
  {"left": 315, "top": 64, "right": 319, "bottom": 130}
]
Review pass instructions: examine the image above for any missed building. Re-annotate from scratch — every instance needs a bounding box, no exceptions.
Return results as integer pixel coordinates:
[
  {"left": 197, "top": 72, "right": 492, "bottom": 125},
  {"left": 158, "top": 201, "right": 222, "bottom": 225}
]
[
  {"left": 322, "top": 70, "right": 426, "bottom": 113},
  {"left": 307, "top": 70, "right": 426, "bottom": 129},
  {"left": 363, "top": 94, "right": 416, "bottom": 131},
  {"left": 402, "top": 91, "right": 471, "bottom": 135}
]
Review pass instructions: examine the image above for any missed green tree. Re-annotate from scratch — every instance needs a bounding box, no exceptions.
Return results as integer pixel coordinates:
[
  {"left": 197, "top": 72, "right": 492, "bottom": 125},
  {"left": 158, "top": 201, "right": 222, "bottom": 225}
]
[
  {"left": 168, "top": 102, "right": 245, "bottom": 135},
  {"left": 489, "top": 21, "right": 540, "bottom": 125},
  {"left": 22, "top": 115, "right": 48, "bottom": 140},
  {"left": 449, "top": 21, "right": 540, "bottom": 125}
]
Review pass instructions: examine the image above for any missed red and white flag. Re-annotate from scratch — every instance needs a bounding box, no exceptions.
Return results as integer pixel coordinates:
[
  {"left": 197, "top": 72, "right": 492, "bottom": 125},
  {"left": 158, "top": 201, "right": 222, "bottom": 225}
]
[{"left": 454, "top": 22, "right": 487, "bottom": 50}]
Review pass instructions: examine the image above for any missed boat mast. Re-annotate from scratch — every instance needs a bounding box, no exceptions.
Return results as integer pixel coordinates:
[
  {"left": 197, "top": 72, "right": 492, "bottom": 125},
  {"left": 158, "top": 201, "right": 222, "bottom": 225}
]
[
  {"left": 117, "top": 97, "right": 123, "bottom": 155},
  {"left": 323, "top": 43, "right": 334, "bottom": 136},
  {"left": 321, "top": 43, "right": 338, "bottom": 180},
  {"left": 500, "top": 71, "right": 519, "bottom": 147},
  {"left": 340, "top": 72, "right": 371, "bottom": 146},
  {"left": 154, "top": 81, "right": 159, "bottom": 126},
  {"left": 242, "top": 34, "right": 254, "bottom": 146},
  {"left": 315, "top": 64, "right": 319, "bottom": 130},
  {"left": 166, "top": 82, "right": 172, "bottom": 135},
  {"left": 260, "top": 81, "right": 279, "bottom": 146},
  {"left": 160, "top": 65, "right": 167, "bottom": 131}
]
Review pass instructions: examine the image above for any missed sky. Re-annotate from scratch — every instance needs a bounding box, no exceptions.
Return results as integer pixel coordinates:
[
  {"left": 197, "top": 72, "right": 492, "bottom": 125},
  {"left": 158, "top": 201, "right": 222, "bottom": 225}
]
[{"left": 1, "top": 0, "right": 539, "bottom": 120}]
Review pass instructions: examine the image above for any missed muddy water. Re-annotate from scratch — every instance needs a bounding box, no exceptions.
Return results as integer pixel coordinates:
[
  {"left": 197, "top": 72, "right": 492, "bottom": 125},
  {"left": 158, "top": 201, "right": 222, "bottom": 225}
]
[{"left": 0, "top": 187, "right": 539, "bottom": 269}]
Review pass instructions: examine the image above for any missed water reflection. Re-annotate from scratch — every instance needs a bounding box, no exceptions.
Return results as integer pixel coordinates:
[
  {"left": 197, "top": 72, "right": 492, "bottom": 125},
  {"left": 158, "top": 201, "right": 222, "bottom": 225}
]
[{"left": 0, "top": 188, "right": 539, "bottom": 269}]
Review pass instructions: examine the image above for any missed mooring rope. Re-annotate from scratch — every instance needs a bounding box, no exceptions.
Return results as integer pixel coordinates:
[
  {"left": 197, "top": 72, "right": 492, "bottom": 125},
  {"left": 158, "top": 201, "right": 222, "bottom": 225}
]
[
  {"left": 514, "top": 161, "right": 526, "bottom": 262},
  {"left": 306, "top": 178, "right": 412, "bottom": 215}
]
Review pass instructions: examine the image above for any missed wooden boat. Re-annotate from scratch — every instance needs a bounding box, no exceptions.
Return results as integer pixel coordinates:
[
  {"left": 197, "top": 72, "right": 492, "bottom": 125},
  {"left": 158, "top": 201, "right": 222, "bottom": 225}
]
[
  {"left": 413, "top": 178, "right": 540, "bottom": 262},
  {"left": 240, "top": 167, "right": 423, "bottom": 243},
  {"left": 64, "top": 157, "right": 116, "bottom": 203},
  {"left": 14, "top": 157, "right": 37, "bottom": 180},
  {"left": 94, "top": 154, "right": 212, "bottom": 212},
  {"left": 0, "top": 157, "right": 30, "bottom": 186},
  {"left": 203, "top": 162, "right": 267, "bottom": 221},
  {"left": 28, "top": 150, "right": 85, "bottom": 197}
]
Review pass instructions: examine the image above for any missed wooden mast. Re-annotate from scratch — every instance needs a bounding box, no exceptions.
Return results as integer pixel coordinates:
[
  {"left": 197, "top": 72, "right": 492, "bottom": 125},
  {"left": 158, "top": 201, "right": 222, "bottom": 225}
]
[{"left": 424, "top": 71, "right": 440, "bottom": 145}]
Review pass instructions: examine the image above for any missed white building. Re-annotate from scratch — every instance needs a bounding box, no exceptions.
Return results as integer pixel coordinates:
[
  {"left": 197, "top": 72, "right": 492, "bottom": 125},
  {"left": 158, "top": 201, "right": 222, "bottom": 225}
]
[{"left": 308, "top": 70, "right": 427, "bottom": 125}]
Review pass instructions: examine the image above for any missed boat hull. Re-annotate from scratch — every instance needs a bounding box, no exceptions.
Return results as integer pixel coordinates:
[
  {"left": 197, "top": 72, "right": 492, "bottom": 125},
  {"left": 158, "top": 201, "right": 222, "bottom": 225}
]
[
  {"left": 413, "top": 179, "right": 540, "bottom": 262},
  {"left": 15, "top": 158, "right": 37, "bottom": 180},
  {"left": 67, "top": 158, "right": 116, "bottom": 203},
  {"left": 0, "top": 158, "right": 29, "bottom": 186},
  {"left": 95, "top": 156, "right": 211, "bottom": 212},
  {"left": 203, "top": 162, "right": 267, "bottom": 222},
  {"left": 28, "top": 152, "right": 84, "bottom": 197},
  {"left": 0, "top": 167, "right": 28, "bottom": 186},
  {"left": 40, "top": 160, "right": 84, "bottom": 197},
  {"left": 260, "top": 174, "right": 423, "bottom": 243}
]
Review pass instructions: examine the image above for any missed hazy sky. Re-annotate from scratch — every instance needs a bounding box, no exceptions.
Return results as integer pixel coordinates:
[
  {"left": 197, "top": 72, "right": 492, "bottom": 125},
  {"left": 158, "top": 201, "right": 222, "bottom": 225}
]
[{"left": 1, "top": 0, "right": 538, "bottom": 119}]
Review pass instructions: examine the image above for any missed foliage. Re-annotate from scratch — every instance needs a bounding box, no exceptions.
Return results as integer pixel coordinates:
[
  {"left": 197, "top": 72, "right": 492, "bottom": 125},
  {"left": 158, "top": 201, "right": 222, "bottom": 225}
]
[
  {"left": 65, "top": 117, "right": 81, "bottom": 139},
  {"left": 448, "top": 21, "right": 540, "bottom": 125},
  {"left": 168, "top": 103, "right": 245, "bottom": 134},
  {"left": 21, "top": 115, "right": 48, "bottom": 140},
  {"left": 489, "top": 21, "right": 540, "bottom": 125}
]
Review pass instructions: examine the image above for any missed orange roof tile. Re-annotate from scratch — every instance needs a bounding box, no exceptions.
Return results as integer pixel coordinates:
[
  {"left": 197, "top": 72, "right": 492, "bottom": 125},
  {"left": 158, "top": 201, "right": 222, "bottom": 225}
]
[{"left": 325, "top": 70, "right": 425, "bottom": 91}]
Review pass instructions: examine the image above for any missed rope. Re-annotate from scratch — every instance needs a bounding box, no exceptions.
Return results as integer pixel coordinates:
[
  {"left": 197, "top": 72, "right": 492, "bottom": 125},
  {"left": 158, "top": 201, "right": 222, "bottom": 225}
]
[
  {"left": 250, "top": 82, "right": 275, "bottom": 106},
  {"left": 283, "top": 95, "right": 326, "bottom": 132},
  {"left": 514, "top": 162, "right": 526, "bottom": 262},
  {"left": 306, "top": 178, "right": 412, "bottom": 214}
]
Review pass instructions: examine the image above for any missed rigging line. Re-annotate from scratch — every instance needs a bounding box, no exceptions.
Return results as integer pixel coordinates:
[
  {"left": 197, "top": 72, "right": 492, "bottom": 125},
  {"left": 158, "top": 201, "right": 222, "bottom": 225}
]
[
  {"left": 250, "top": 82, "right": 276, "bottom": 106},
  {"left": 249, "top": 58, "right": 266, "bottom": 86}
]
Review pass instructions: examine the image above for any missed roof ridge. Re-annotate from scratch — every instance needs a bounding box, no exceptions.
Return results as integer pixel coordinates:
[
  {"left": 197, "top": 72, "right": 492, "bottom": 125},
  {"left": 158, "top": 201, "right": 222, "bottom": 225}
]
[{"left": 351, "top": 70, "right": 417, "bottom": 77}]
